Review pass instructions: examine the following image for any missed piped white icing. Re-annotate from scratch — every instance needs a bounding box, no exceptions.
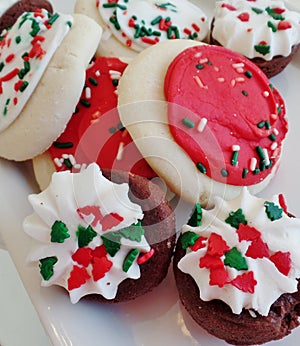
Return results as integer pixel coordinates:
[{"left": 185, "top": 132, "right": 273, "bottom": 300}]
[
  {"left": 0, "top": 0, "right": 18, "bottom": 17},
  {"left": 0, "top": 9, "right": 73, "bottom": 132},
  {"left": 98, "top": 0, "right": 209, "bottom": 52},
  {"left": 178, "top": 187, "right": 300, "bottom": 316},
  {"left": 23, "top": 163, "right": 151, "bottom": 304},
  {"left": 212, "top": 0, "right": 300, "bottom": 60}
]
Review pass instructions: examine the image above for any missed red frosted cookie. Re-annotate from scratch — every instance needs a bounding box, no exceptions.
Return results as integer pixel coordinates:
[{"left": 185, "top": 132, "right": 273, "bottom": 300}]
[
  {"left": 33, "top": 57, "right": 156, "bottom": 190},
  {"left": 117, "top": 40, "right": 288, "bottom": 204}
]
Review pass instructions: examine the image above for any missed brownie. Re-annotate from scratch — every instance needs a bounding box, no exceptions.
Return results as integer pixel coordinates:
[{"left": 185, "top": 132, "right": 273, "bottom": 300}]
[
  {"left": 173, "top": 234, "right": 300, "bottom": 345},
  {"left": 0, "top": 0, "right": 53, "bottom": 33},
  {"left": 87, "top": 169, "right": 176, "bottom": 303}
]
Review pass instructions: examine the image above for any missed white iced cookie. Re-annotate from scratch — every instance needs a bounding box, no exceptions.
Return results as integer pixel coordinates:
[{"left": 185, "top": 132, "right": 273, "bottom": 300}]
[
  {"left": 75, "top": 0, "right": 209, "bottom": 59},
  {"left": 0, "top": 9, "right": 102, "bottom": 161}
]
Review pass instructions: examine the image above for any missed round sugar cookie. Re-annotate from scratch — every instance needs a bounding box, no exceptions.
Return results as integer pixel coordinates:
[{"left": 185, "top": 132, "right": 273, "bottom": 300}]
[
  {"left": 117, "top": 40, "right": 288, "bottom": 205},
  {"left": 0, "top": 10, "right": 102, "bottom": 161},
  {"left": 74, "top": 0, "right": 209, "bottom": 59}
]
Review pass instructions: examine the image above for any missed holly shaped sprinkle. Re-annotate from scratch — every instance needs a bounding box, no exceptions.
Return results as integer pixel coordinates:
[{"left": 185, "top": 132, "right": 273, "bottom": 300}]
[
  {"left": 119, "top": 221, "right": 144, "bottom": 242},
  {"left": 224, "top": 247, "right": 248, "bottom": 270},
  {"left": 188, "top": 203, "right": 202, "bottom": 227},
  {"left": 39, "top": 256, "right": 58, "bottom": 280},
  {"left": 77, "top": 225, "right": 97, "bottom": 248},
  {"left": 264, "top": 201, "right": 283, "bottom": 221},
  {"left": 181, "top": 231, "right": 200, "bottom": 249},
  {"left": 225, "top": 208, "right": 247, "bottom": 229},
  {"left": 51, "top": 220, "right": 70, "bottom": 243},
  {"left": 123, "top": 248, "right": 139, "bottom": 272},
  {"left": 68, "top": 266, "right": 90, "bottom": 290},
  {"left": 101, "top": 231, "right": 122, "bottom": 257}
]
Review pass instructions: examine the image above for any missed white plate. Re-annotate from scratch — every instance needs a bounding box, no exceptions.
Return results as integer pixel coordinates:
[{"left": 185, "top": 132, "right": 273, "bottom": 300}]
[{"left": 1, "top": 1, "right": 300, "bottom": 345}]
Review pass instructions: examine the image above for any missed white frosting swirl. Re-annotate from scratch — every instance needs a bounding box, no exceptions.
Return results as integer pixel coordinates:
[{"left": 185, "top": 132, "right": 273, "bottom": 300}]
[
  {"left": 0, "top": 9, "right": 73, "bottom": 132},
  {"left": 0, "top": 0, "right": 18, "bottom": 17},
  {"left": 212, "top": 0, "right": 300, "bottom": 60},
  {"left": 98, "top": 0, "right": 209, "bottom": 52},
  {"left": 23, "top": 163, "right": 151, "bottom": 304},
  {"left": 178, "top": 187, "right": 300, "bottom": 316}
]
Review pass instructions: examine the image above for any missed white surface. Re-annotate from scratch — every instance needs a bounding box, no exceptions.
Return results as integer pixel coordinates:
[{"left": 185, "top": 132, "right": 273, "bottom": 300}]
[{"left": 1, "top": 1, "right": 300, "bottom": 346}]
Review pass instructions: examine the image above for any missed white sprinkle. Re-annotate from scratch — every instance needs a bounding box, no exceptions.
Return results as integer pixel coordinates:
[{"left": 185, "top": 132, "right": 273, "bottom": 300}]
[
  {"left": 54, "top": 158, "right": 63, "bottom": 167},
  {"left": 193, "top": 75, "right": 207, "bottom": 89},
  {"left": 116, "top": 142, "right": 124, "bottom": 160},
  {"left": 62, "top": 153, "right": 69, "bottom": 159},
  {"left": 271, "top": 142, "right": 278, "bottom": 150},
  {"left": 232, "top": 62, "right": 244, "bottom": 69},
  {"left": 263, "top": 91, "right": 269, "bottom": 97},
  {"left": 263, "top": 148, "right": 270, "bottom": 166},
  {"left": 218, "top": 77, "right": 225, "bottom": 82},
  {"left": 248, "top": 310, "right": 257, "bottom": 318},
  {"left": 231, "top": 79, "right": 236, "bottom": 87},
  {"left": 109, "top": 69, "right": 121, "bottom": 76},
  {"left": 235, "top": 77, "right": 245, "bottom": 83},
  {"left": 199, "top": 58, "right": 208, "bottom": 64},
  {"left": 114, "top": 90, "right": 118, "bottom": 95},
  {"left": 250, "top": 157, "right": 257, "bottom": 171},
  {"left": 85, "top": 87, "right": 91, "bottom": 99},
  {"left": 197, "top": 118, "right": 207, "bottom": 132},
  {"left": 232, "top": 145, "right": 240, "bottom": 151},
  {"left": 273, "top": 128, "right": 279, "bottom": 135},
  {"left": 194, "top": 52, "right": 202, "bottom": 58},
  {"left": 95, "top": 70, "right": 101, "bottom": 77},
  {"left": 110, "top": 74, "right": 121, "bottom": 80},
  {"left": 80, "top": 163, "right": 87, "bottom": 172},
  {"left": 214, "top": 66, "right": 220, "bottom": 72},
  {"left": 271, "top": 113, "right": 278, "bottom": 120},
  {"left": 74, "top": 164, "right": 81, "bottom": 170},
  {"left": 69, "top": 154, "right": 76, "bottom": 166},
  {"left": 236, "top": 67, "right": 244, "bottom": 73}
]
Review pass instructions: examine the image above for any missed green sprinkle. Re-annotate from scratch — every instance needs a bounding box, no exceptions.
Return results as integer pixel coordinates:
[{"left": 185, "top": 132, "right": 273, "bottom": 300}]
[
  {"left": 256, "top": 146, "right": 266, "bottom": 161},
  {"left": 265, "top": 121, "right": 271, "bottom": 129},
  {"left": 277, "top": 106, "right": 282, "bottom": 114},
  {"left": 80, "top": 99, "right": 91, "bottom": 107},
  {"left": 231, "top": 151, "right": 239, "bottom": 166},
  {"left": 221, "top": 168, "right": 229, "bottom": 177},
  {"left": 188, "top": 203, "right": 202, "bottom": 227},
  {"left": 119, "top": 221, "right": 144, "bottom": 242},
  {"left": 15, "top": 35, "right": 21, "bottom": 44},
  {"left": 101, "top": 231, "right": 122, "bottom": 257},
  {"left": 242, "top": 168, "right": 248, "bottom": 179},
  {"left": 266, "top": 7, "right": 284, "bottom": 20},
  {"left": 267, "top": 21, "right": 277, "bottom": 32},
  {"left": 269, "top": 133, "right": 276, "bottom": 141},
  {"left": 196, "top": 64, "right": 204, "bottom": 70},
  {"left": 112, "top": 79, "right": 119, "bottom": 87},
  {"left": 123, "top": 249, "right": 139, "bottom": 272},
  {"left": 53, "top": 141, "right": 74, "bottom": 149},
  {"left": 30, "top": 21, "right": 41, "bottom": 37},
  {"left": 63, "top": 158, "right": 72, "bottom": 168},
  {"left": 109, "top": 15, "right": 121, "bottom": 30},
  {"left": 257, "top": 121, "right": 266, "bottom": 128},
  {"left": 151, "top": 15, "right": 162, "bottom": 25},
  {"left": 39, "top": 257, "right": 58, "bottom": 281},
  {"left": 224, "top": 247, "right": 248, "bottom": 270},
  {"left": 196, "top": 162, "right": 207, "bottom": 174},
  {"left": 254, "top": 44, "right": 271, "bottom": 56},
  {"left": 207, "top": 61, "right": 213, "bottom": 65},
  {"left": 244, "top": 70, "right": 253, "bottom": 78},
  {"left": 0, "top": 62, "right": 4, "bottom": 72},
  {"left": 152, "top": 31, "right": 162, "bottom": 36},
  {"left": 51, "top": 220, "right": 70, "bottom": 243},
  {"left": 103, "top": 3, "right": 118, "bottom": 8},
  {"left": 242, "top": 90, "right": 248, "bottom": 96},
  {"left": 225, "top": 208, "right": 247, "bottom": 229},
  {"left": 264, "top": 201, "right": 283, "bottom": 221},
  {"left": 181, "top": 231, "right": 200, "bottom": 250},
  {"left": 251, "top": 7, "right": 264, "bottom": 14},
  {"left": 47, "top": 13, "right": 60, "bottom": 25},
  {"left": 109, "top": 127, "right": 117, "bottom": 134},
  {"left": 182, "top": 118, "right": 195, "bottom": 128},
  {"left": 253, "top": 167, "right": 260, "bottom": 174},
  {"left": 66, "top": 21, "right": 72, "bottom": 28},
  {"left": 88, "top": 77, "right": 98, "bottom": 86},
  {"left": 19, "top": 81, "right": 29, "bottom": 92},
  {"left": 77, "top": 225, "right": 97, "bottom": 248}
]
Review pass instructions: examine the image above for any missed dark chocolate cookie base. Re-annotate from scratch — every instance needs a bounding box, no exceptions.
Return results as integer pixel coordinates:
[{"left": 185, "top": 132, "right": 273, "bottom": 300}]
[
  {"left": 0, "top": 0, "right": 53, "bottom": 33},
  {"left": 173, "top": 234, "right": 300, "bottom": 345},
  {"left": 87, "top": 169, "right": 176, "bottom": 303},
  {"left": 210, "top": 19, "right": 299, "bottom": 78}
]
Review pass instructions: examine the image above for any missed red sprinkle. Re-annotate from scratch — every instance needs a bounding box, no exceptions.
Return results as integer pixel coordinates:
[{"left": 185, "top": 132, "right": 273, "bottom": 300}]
[
  {"left": 68, "top": 265, "right": 90, "bottom": 290},
  {"left": 237, "top": 12, "right": 250, "bottom": 22},
  {"left": 246, "top": 237, "right": 269, "bottom": 259},
  {"left": 72, "top": 247, "right": 93, "bottom": 267},
  {"left": 231, "top": 271, "right": 257, "bottom": 293},
  {"left": 200, "top": 254, "right": 224, "bottom": 269},
  {"left": 278, "top": 193, "right": 289, "bottom": 214},
  {"left": 190, "top": 236, "right": 207, "bottom": 251},
  {"left": 278, "top": 20, "right": 292, "bottom": 30},
  {"left": 5, "top": 54, "right": 15, "bottom": 63},
  {"left": 221, "top": 3, "right": 237, "bottom": 11},
  {"left": 192, "top": 23, "right": 200, "bottom": 32},
  {"left": 209, "top": 266, "right": 230, "bottom": 287},
  {"left": 207, "top": 233, "right": 230, "bottom": 256},
  {"left": 137, "top": 248, "right": 155, "bottom": 265},
  {"left": 270, "top": 251, "right": 291, "bottom": 276},
  {"left": 92, "top": 256, "right": 113, "bottom": 281},
  {"left": 237, "top": 224, "right": 260, "bottom": 241}
]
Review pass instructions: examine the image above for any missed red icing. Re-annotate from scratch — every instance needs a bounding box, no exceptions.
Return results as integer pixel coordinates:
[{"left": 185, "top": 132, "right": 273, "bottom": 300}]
[
  {"left": 48, "top": 57, "right": 156, "bottom": 179},
  {"left": 164, "top": 45, "right": 287, "bottom": 185}
]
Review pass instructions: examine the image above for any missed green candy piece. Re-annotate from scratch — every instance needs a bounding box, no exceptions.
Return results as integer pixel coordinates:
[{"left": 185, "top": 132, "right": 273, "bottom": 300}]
[
  {"left": 188, "top": 203, "right": 202, "bottom": 227},
  {"left": 254, "top": 44, "right": 271, "bottom": 56},
  {"left": 264, "top": 201, "right": 283, "bottom": 221},
  {"left": 181, "top": 231, "right": 200, "bottom": 250},
  {"left": 123, "top": 249, "right": 139, "bottom": 272},
  {"left": 119, "top": 221, "right": 144, "bottom": 242},
  {"left": 225, "top": 209, "right": 247, "bottom": 229},
  {"left": 51, "top": 220, "right": 70, "bottom": 243},
  {"left": 39, "top": 257, "right": 58, "bottom": 280},
  {"left": 224, "top": 247, "right": 248, "bottom": 271},
  {"left": 77, "top": 225, "right": 97, "bottom": 248},
  {"left": 265, "top": 7, "right": 284, "bottom": 20},
  {"left": 101, "top": 231, "right": 122, "bottom": 257}
]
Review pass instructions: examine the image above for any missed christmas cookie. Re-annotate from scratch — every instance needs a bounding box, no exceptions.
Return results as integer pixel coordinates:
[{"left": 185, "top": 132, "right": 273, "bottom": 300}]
[
  {"left": 23, "top": 163, "right": 176, "bottom": 303},
  {"left": 33, "top": 56, "right": 156, "bottom": 191},
  {"left": 173, "top": 188, "right": 300, "bottom": 345},
  {"left": 117, "top": 40, "right": 288, "bottom": 204},
  {"left": 74, "top": 0, "right": 209, "bottom": 59},
  {"left": 0, "top": 9, "right": 102, "bottom": 161},
  {"left": 210, "top": 0, "right": 300, "bottom": 78},
  {"left": 0, "top": 0, "right": 53, "bottom": 33}
]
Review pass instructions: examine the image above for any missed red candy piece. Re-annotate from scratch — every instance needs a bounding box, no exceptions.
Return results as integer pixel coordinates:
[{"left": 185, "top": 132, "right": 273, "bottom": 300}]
[
  {"left": 92, "top": 256, "right": 113, "bottom": 281},
  {"left": 137, "top": 248, "right": 155, "bottom": 265},
  {"left": 278, "top": 193, "right": 289, "bottom": 215},
  {"left": 199, "top": 254, "right": 224, "bottom": 269},
  {"left": 72, "top": 247, "right": 93, "bottom": 267},
  {"left": 190, "top": 236, "right": 207, "bottom": 251},
  {"left": 221, "top": 3, "right": 237, "bottom": 11},
  {"left": 237, "top": 224, "right": 261, "bottom": 241},
  {"left": 278, "top": 20, "right": 292, "bottom": 30},
  {"left": 68, "top": 265, "right": 90, "bottom": 290},
  {"left": 270, "top": 251, "right": 291, "bottom": 276},
  {"left": 231, "top": 271, "right": 257, "bottom": 293},
  {"left": 207, "top": 233, "right": 230, "bottom": 256},
  {"left": 246, "top": 237, "right": 269, "bottom": 259},
  {"left": 92, "top": 244, "right": 108, "bottom": 259},
  {"left": 48, "top": 57, "right": 156, "bottom": 179},
  {"left": 164, "top": 45, "right": 287, "bottom": 186},
  {"left": 209, "top": 267, "right": 230, "bottom": 287},
  {"left": 237, "top": 12, "right": 250, "bottom": 22}
]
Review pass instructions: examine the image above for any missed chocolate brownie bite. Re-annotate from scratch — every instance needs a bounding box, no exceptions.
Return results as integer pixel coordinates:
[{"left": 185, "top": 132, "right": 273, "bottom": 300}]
[
  {"left": 23, "top": 163, "right": 176, "bottom": 303},
  {"left": 0, "top": 0, "right": 53, "bottom": 33},
  {"left": 173, "top": 188, "right": 300, "bottom": 345},
  {"left": 210, "top": 0, "right": 300, "bottom": 78}
]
